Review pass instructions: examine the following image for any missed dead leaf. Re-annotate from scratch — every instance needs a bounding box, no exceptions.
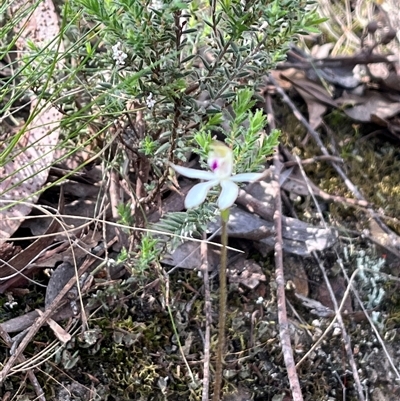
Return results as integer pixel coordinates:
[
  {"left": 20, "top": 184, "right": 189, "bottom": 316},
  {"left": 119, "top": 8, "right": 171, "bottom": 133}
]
[
  {"left": 0, "top": 242, "right": 21, "bottom": 262},
  {"left": 269, "top": 70, "right": 293, "bottom": 90},
  {"left": 162, "top": 241, "right": 221, "bottom": 270},
  {"left": 380, "top": 71, "right": 400, "bottom": 92},
  {"left": 36, "top": 309, "right": 71, "bottom": 343},
  {"left": 0, "top": 218, "right": 59, "bottom": 292},
  {"left": 316, "top": 276, "right": 353, "bottom": 313},
  {"left": 35, "top": 199, "right": 100, "bottom": 237},
  {"left": 45, "top": 262, "right": 76, "bottom": 308},
  {"left": 0, "top": 0, "right": 63, "bottom": 243},
  {"left": 34, "top": 231, "right": 101, "bottom": 268},
  {"left": 311, "top": 43, "right": 334, "bottom": 59},
  {"left": 281, "top": 69, "right": 337, "bottom": 107},
  {"left": 284, "top": 255, "right": 309, "bottom": 297},
  {"left": 228, "top": 257, "right": 266, "bottom": 289},
  {"left": 343, "top": 91, "right": 400, "bottom": 122},
  {"left": 368, "top": 62, "right": 390, "bottom": 80},
  {"left": 0, "top": 105, "right": 61, "bottom": 243},
  {"left": 297, "top": 92, "right": 327, "bottom": 129},
  {"left": 280, "top": 69, "right": 337, "bottom": 129},
  {"left": 294, "top": 293, "right": 333, "bottom": 318}
]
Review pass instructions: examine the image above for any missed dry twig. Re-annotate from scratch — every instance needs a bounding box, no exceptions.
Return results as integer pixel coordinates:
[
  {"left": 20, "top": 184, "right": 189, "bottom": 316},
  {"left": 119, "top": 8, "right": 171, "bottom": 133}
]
[
  {"left": 266, "top": 93, "right": 304, "bottom": 401},
  {"left": 200, "top": 233, "right": 211, "bottom": 401},
  {"left": 212, "top": 210, "right": 229, "bottom": 401}
]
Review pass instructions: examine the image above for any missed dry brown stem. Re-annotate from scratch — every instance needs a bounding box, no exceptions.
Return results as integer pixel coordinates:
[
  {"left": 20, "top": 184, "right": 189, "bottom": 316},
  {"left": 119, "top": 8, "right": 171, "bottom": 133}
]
[
  {"left": 200, "top": 234, "right": 211, "bottom": 401},
  {"left": 212, "top": 210, "right": 229, "bottom": 401},
  {"left": 266, "top": 93, "right": 304, "bottom": 401}
]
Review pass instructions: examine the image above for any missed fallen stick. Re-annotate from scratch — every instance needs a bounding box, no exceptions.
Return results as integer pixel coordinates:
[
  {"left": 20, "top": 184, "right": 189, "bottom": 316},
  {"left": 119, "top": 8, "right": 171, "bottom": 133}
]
[{"left": 266, "top": 92, "right": 304, "bottom": 401}]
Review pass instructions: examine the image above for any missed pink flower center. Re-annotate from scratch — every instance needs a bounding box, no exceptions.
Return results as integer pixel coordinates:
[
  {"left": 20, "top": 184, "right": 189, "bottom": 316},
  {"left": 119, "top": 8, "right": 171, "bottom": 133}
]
[{"left": 211, "top": 159, "right": 219, "bottom": 171}]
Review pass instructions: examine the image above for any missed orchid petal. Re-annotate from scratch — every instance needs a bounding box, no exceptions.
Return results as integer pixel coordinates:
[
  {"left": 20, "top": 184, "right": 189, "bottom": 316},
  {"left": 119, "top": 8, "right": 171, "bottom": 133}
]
[
  {"left": 185, "top": 180, "right": 219, "bottom": 209},
  {"left": 170, "top": 163, "right": 216, "bottom": 180},
  {"left": 230, "top": 172, "right": 264, "bottom": 182},
  {"left": 218, "top": 180, "right": 239, "bottom": 210}
]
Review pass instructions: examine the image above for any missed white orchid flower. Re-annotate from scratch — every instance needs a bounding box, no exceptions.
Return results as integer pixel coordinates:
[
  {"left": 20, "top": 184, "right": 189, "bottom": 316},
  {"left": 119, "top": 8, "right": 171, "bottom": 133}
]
[{"left": 170, "top": 140, "right": 264, "bottom": 210}]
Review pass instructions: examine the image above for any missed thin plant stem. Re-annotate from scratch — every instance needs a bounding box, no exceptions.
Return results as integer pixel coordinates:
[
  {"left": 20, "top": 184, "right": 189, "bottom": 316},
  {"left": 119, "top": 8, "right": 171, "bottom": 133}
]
[
  {"left": 164, "top": 271, "right": 196, "bottom": 384},
  {"left": 201, "top": 234, "right": 211, "bottom": 401},
  {"left": 212, "top": 208, "right": 229, "bottom": 401}
]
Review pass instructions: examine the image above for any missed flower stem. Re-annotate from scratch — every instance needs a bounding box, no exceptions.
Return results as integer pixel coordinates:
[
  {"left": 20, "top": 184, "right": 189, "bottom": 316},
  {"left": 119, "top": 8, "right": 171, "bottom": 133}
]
[{"left": 212, "top": 208, "right": 229, "bottom": 401}]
